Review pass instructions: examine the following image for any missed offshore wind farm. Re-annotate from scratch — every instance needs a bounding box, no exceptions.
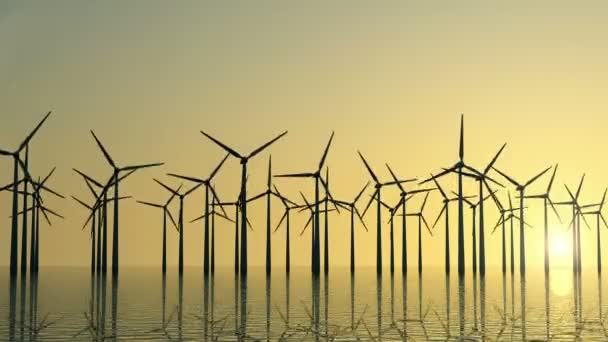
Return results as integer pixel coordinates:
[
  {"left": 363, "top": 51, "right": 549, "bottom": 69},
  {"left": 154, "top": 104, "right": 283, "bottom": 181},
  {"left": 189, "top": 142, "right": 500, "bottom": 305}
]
[{"left": 4, "top": 1, "right": 608, "bottom": 340}]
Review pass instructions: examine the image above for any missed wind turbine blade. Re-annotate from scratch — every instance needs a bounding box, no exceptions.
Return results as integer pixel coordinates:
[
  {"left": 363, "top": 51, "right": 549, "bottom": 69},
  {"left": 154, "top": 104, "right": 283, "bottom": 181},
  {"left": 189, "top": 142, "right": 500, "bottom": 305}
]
[
  {"left": 248, "top": 131, "right": 288, "bottom": 159},
  {"left": 90, "top": 130, "right": 115, "bottom": 168},
  {"left": 40, "top": 206, "right": 52, "bottom": 226},
  {"left": 355, "top": 208, "right": 369, "bottom": 232},
  {"left": 0, "top": 149, "right": 12, "bottom": 155},
  {"left": 420, "top": 192, "right": 430, "bottom": 213},
  {"left": 318, "top": 132, "right": 335, "bottom": 171},
  {"left": 547, "top": 164, "right": 558, "bottom": 193},
  {"left": 547, "top": 199, "right": 562, "bottom": 224},
  {"left": 383, "top": 178, "right": 418, "bottom": 186},
  {"left": 209, "top": 153, "right": 230, "bottom": 181},
  {"left": 422, "top": 215, "right": 433, "bottom": 236},
  {"left": 508, "top": 191, "right": 513, "bottom": 210},
  {"left": 136, "top": 200, "right": 163, "bottom": 208},
  {"left": 190, "top": 213, "right": 206, "bottom": 224},
  {"left": 459, "top": 114, "right": 464, "bottom": 161},
  {"left": 524, "top": 166, "right": 552, "bottom": 188},
  {"left": 492, "top": 167, "right": 520, "bottom": 188},
  {"left": 116, "top": 168, "right": 137, "bottom": 184},
  {"left": 581, "top": 213, "right": 592, "bottom": 230},
  {"left": 274, "top": 211, "right": 288, "bottom": 233},
  {"left": 18, "top": 111, "right": 52, "bottom": 152},
  {"left": 121, "top": 162, "right": 164, "bottom": 172},
  {"left": 247, "top": 191, "right": 267, "bottom": 203},
  {"left": 357, "top": 151, "right": 379, "bottom": 184},
  {"left": 419, "top": 167, "right": 456, "bottom": 185},
  {"left": 216, "top": 211, "right": 235, "bottom": 223},
  {"left": 165, "top": 185, "right": 182, "bottom": 206},
  {"left": 409, "top": 188, "right": 436, "bottom": 195},
  {"left": 432, "top": 204, "right": 446, "bottom": 228},
  {"left": 38, "top": 184, "right": 65, "bottom": 199},
  {"left": 385, "top": 164, "right": 405, "bottom": 193},
  {"left": 167, "top": 173, "right": 204, "bottom": 184},
  {"left": 361, "top": 189, "right": 378, "bottom": 218},
  {"left": 300, "top": 215, "right": 313, "bottom": 236},
  {"left": 154, "top": 178, "right": 178, "bottom": 195},
  {"left": 184, "top": 183, "right": 202, "bottom": 197},
  {"left": 200, "top": 131, "right": 242, "bottom": 159},
  {"left": 72, "top": 196, "right": 92, "bottom": 210},
  {"left": 372, "top": 195, "right": 391, "bottom": 210},
  {"left": 483, "top": 174, "right": 505, "bottom": 188},
  {"left": 601, "top": 214, "right": 608, "bottom": 230},
  {"left": 564, "top": 185, "right": 576, "bottom": 203},
  {"left": 209, "top": 185, "right": 227, "bottom": 216},
  {"left": 166, "top": 209, "right": 178, "bottom": 230},
  {"left": 274, "top": 172, "right": 316, "bottom": 178},
  {"left": 430, "top": 174, "right": 447, "bottom": 199},
  {"left": 42, "top": 206, "right": 64, "bottom": 219},
  {"left": 353, "top": 181, "right": 370, "bottom": 205},
  {"left": 484, "top": 143, "right": 507, "bottom": 174},
  {"left": 73, "top": 168, "right": 104, "bottom": 188},
  {"left": 247, "top": 217, "right": 254, "bottom": 231},
  {"left": 482, "top": 178, "right": 503, "bottom": 211},
  {"left": 601, "top": 188, "right": 608, "bottom": 211}
]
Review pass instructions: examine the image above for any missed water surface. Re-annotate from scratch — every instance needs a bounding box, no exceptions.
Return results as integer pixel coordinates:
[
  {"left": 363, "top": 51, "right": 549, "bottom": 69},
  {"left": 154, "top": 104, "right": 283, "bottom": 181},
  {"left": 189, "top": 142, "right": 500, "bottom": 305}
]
[{"left": 1, "top": 266, "right": 606, "bottom": 340}]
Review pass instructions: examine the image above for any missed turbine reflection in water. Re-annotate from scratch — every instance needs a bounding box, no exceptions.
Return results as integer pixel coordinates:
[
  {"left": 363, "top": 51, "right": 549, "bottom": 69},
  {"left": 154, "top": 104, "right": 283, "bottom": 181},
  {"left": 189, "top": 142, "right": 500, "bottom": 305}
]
[{"left": 3, "top": 266, "right": 608, "bottom": 340}]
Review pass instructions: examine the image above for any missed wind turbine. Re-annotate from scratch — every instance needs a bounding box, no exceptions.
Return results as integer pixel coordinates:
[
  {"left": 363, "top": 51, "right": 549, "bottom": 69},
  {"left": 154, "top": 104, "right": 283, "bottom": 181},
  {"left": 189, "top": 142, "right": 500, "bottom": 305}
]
[
  {"left": 0, "top": 111, "right": 51, "bottom": 276},
  {"left": 359, "top": 152, "right": 416, "bottom": 274},
  {"left": 385, "top": 164, "right": 434, "bottom": 274},
  {"left": 431, "top": 176, "right": 473, "bottom": 274},
  {"left": 136, "top": 188, "right": 180, "bottom": 274},
  {"left": 89, "top": 130, "right": 164, "bottom": 275},
  {"left": 275, "top": 132, "right": 333, "bottom": 275},
  {"left": 492, "top": 192, "right": 528, "bottom": 274},
  {"left": 458, "top": 144, "right": 506, "bottom": 276},
  {"left": 191, "top": 195, "right": 234, "bottom": 273},
  {"left": 371, "top": 196, "right": 401, "bottom": 274},
  {"left": 459, "top": 190, "right": 497, "bottom": 274},
  {"left": 73, "top": 168, "right": 136, "bottom": 274},
  {"left": 419, "top": 114, "right": 472, "bottom": 276},
  {"left": 403, "top": 192, "right": 432, "bottom": 274},
  {"left": 331, "top": 182, "right": 369, "bottom": 274},
  {"left": 521, "top": 165, "right": 562, "bottom": 274},
  {"left": 154, "top": 179, "right": 202, "bottom": 275},
  {"left": 297, "top": 192, "right": 338, "bottom": 272},
  {"left": 272, "top": 185, "right": 298, "bottom": 274},
  {"left": 564, "top": 181, "right": 592, "bottom": 274},
  {"left": 201, "top": 130, "right": 287, "bottom": 275},
  {"left": 166, "top": 154, "right": 229, "bottom": 275},
  {"left": 244, "top": 156, "right": 275, "bottom": 275},
  {"left": 492, "top": 165, "right": 551, "bottom": 275},
  {"left": 581, "top": 189, "right": 608, "bottom": 273}
]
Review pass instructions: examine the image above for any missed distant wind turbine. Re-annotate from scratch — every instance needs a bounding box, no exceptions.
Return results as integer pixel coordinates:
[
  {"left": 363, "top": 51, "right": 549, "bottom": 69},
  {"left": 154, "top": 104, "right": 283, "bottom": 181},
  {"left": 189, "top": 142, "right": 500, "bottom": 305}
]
[
  {"left": 403, "top": 192, "right": 432, "bottom": 274},
  {"left": 201, "top": 130, "right": 287, "bottom": 275},
  {"left": 581, "top": 188, "right": 608, "bottom": 273},
  {"left": 89, "top": 130, "right": 163, "bottom": 275},
  {"left": 332, "top": 182, "right": 369, "bottom": 274},
  {"left": 272, "top": 185, "right": 298, "bottom": 274},
  {"left": 492, "top": 165, "right": 551, "bottom": 275}
]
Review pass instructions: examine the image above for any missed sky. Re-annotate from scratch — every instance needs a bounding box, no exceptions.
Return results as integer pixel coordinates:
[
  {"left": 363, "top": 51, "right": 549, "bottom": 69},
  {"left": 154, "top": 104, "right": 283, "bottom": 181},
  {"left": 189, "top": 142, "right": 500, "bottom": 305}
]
[{"left": 2, "top": 1, "right": 608, "bottom": 272}]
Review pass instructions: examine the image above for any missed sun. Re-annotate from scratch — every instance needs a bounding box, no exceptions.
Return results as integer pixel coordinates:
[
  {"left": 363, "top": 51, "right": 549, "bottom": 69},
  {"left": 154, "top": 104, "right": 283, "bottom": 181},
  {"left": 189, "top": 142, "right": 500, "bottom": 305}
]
[
  {"left": 549, "top": 230, "right": 572, "bottom": 267},
  {"left": 551, "top": 234, "right": 569, "bottom": 256}
]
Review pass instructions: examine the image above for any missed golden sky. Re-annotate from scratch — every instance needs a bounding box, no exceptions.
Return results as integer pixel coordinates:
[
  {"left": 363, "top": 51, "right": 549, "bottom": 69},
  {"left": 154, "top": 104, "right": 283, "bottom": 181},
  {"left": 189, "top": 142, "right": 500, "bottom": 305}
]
[{"left": 2, "top": 1, "right": 608, "bottom": 271}]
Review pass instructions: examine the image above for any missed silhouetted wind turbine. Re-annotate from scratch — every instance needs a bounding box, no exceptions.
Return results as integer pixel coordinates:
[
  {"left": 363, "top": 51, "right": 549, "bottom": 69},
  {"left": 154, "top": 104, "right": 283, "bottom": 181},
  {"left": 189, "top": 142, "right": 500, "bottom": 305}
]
[
  {"left": 272, "top": 185, "right": 298, "bottom": 274},
  {"left": 432, "top": 177, "right": 473, "bottom": 274},
  {"left": 89, "top": 130, "right": 163, "bottom": 275},
  {"left": 522, "top": 164, "right": 562, "bottom": 274},
  {"left": 371, "top": 196, "right": 401, "bottom": 273},
  {"left": 192, "top": 195, "right": 234, "bottom": 273},
  {"left": 201, "top": 130, "right": 287, "bottom": 275},
  {"left": 581, "top": 188, "right": 608, "bottom": 273},
  {"left": 359, "top": 152, "right": 416, "bottom": 274},
  {"left": 166, "top": 154, "right": 229, "bottom": 275},
  {"left": 275, "top": 132, "right": 332, "bottom": 275},
  {"left": 459, "top": 144, "right": 506, "bottom": 276},
  {"left": 73, "top": 168, "right": 136, "bottom": 274},
  {"left": 490, "top": 192, "right": 523, "bottom": 274},
  {"left": 564, "top": 181, "right": 592, "bottom": 274},
  {"left": 136, "top": 187, "right": 180, "bottom": 274},
  {"left": 385, "top": 164, "right": 434, "bottom": 274},
  {"left": 332, "top": 182, "right": 369, "bottom": 274},
  {"left": 492, "top": 165, "right": 551, "bottom": 275},
  {"left": 419, "top": 114, "right": 471, "bottom": 276},
  {"left": 245, "top": 156, "right": 275, "bottom": 274},
  {"left": 460, "top": 190, "right": 496, "bottom": 274},
  {"left": 297, "top": 192, "right": 338, "bottom": 271},
  {"left": 403, "top": 192, "right": 432, "bottom": 274},
  {"left": 0, "top": 111, "right": 51, "bottom": 276},
  {"left": 154, "top": 179, "right": 202, "bottom": 275}
]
